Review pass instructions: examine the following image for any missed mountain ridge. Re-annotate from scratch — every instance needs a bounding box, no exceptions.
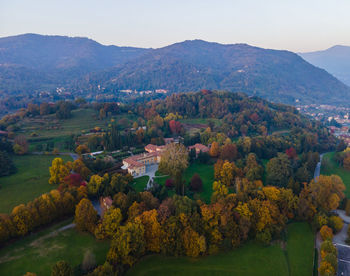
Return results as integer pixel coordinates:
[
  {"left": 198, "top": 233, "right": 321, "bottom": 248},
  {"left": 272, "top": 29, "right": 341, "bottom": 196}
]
[{"left": 0, "top": 33, "right": 349, "bottom": 107}]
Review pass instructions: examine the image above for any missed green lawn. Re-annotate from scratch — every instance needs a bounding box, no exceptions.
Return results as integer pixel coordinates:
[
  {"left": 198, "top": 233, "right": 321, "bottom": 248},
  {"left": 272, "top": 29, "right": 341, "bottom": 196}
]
[
  {"left": 286, "top": 222, "right": 315, "bottom": 276},
  {"left": 133, "top": 176, "right": 150, "bottom": 192},
  {"left": 128, "top": 242, "right": 289, "bottom": 276},
  {"left": 127, "top": 222, "right": 314, "bottom": 276},
  {"left": 0, "top": 219, "right": 110, "bottom": 276},
  {"left": 155, "top": 162, "right": 214, "bottom": 203},
  {"left": 321, "top": 152, "right": 350, "bottom": 197},
  {"left": 0, "top": 154, "right": 72, "bottom": 213}
]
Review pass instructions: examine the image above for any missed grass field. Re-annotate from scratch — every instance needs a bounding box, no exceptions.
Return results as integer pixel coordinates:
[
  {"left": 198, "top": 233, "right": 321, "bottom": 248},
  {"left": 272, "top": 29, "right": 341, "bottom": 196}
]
[
  {"left": 128, "top": 243, "right": 289, "bottom": 276},
  {"left": 286, "top": 222, "right": 314, "bottom": 276},
  {"left": 127, "top": 222, "right": 314, "bottom": 276},
  {"left": 0, "top": 154, "right": 72, "bottom": 213},
  {"left": 133, "top": 176, "right": 150, "bottom": 192},
  {"left": 155, "top": 162, "right": 214, "bottom": 203},
  {"left": 0, "top": 219, "right": 110, "bottom": 276},
  {"left": 321, "top": 152, "right": 350, "bottom": 197}
]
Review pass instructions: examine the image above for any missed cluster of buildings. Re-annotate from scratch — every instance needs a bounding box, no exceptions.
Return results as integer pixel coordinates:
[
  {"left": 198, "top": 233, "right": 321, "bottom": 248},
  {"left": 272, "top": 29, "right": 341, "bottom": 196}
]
[
  {"left": 329, "top": 126, "right": 350, "bottom": 146},
  {"left": 122, "top": 140, "right": 209, "bottom": 176}
]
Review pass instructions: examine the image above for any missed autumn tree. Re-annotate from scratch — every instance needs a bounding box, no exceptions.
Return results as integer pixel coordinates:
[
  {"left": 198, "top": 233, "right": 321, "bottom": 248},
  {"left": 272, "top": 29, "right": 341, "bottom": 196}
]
[
  {"left": 309, "top": 175, "right": 345, "bottom": 212},
  {"left": 75, "top": 198, "right": 98, "bottom": 233},
  {"left": 13, "top": 135, "right": 28, "bottom": 155},
  {"left": 209, "top": 142, "right": 219, "bottom": 157},
  {"left": 138, "top": 209, "right": 162, "bottom": 253},
  {"left": 101, "top": 207, "right": 123, "bottom": 239},
  {"left": 211, "top": 181, "right": 228, "bottom": 202},
  {"left": 320, "top": 225, "right": 333, "bottom": 241},
  {"left": 219, "top": 143, "right": 238, "bottom": 161},
  {"left": 158, "top": 143, "right": 188, "bottom": 195},
  {"left": 49, "top": 158, "right": 70, "bottom": 185},
  {"left": 107, "top": 220, "right": 145, "bottom": 267}
]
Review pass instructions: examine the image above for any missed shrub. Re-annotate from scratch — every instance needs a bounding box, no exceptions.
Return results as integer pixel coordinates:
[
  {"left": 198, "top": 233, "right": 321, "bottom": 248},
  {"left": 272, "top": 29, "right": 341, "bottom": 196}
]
[
  {"left": 51, "top": 260, "right": 73, "bottom": 276},
  {"left": 165, "top": 178, "right": 174, "bottom": 189},
  {"left": 81, "top": 250, "right": 96, "bottom": 273}
]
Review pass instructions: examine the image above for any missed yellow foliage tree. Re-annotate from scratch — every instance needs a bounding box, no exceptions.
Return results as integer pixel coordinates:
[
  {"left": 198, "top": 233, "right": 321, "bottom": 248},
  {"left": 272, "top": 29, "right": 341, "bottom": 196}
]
[{"left": 49, "top": 158, "right": 70, "bottom": 185}]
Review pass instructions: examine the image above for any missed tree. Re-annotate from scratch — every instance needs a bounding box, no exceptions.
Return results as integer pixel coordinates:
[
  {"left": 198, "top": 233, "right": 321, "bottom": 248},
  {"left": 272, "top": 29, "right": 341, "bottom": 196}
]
[
  {"left": 81, "top": 250, "right": 96, "bottom": 273},
  {"left": 190, "top": 173, "right": 203, "bottom": 192},
  {"left": 107, "top": 220, "right": 145, "bottom": 266},
  {"left": 309, "top": 175, "right": 345, "bottom": 212},
  {"left": 266, "top": 153, "right": 292, "bottom": 187},
  {"left": 209, "top": 142, "right": 219, "bottom": 157},
  {"left": 138, "top": 209, "right": 162, "bottom": 253},
  {"left": 13, "top": 135, "right": 28, "bottom": 155},
  {"left": 102, "top": 207, "right": 123, "bottom": 239},
  {"left": 51, "top": 260, "right": 73, "bottom": 276},
  {"left": 49, "top": 158, "right": 70, "bottom": 185},
  {"left": 75, "top": 144, "right": 90, "bottom": 155},
  {"left": 320, "top": 225, "right": 333, "bottom": 241},
  {"left": 74, "top": 198, "right": 98, "bottom": 233},
  {"left": 182, "top": 226, "right": 206, "bottom": 257},
  {"left": 211, "top": 181, "right": 228, "bottom": 202},
  {"left": 158, "top": 143, "right": 188, "bottom": 195},
  {"left": 88, "top": 174, "right": 108, "bottom": 196},
  {"left": 344, "top": 155, "right": 350, "bottom": 170},
  {"left": 169, "top": 120, "right": 182, "bottom": 134},
  {"left": 0, "top": 151, "right": 16, "bottom": 176},
  {"left": 219, "top": 143, "right": 238, "bottom": 161}
]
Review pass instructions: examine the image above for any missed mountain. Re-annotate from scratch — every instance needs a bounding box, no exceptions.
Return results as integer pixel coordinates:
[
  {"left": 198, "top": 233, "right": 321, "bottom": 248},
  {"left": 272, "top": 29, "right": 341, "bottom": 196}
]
[
  {"left": 0, "top": 33, "right": 148, "bottom": 92},
  {"left": 300, "top": 45, "right": 350, "bottom": 86},
  {"left": 90, "top": 40, "right": 350, "bottom": 105},
  {"left": 0, "top": 34, "right": 350, "bottom": 107}
]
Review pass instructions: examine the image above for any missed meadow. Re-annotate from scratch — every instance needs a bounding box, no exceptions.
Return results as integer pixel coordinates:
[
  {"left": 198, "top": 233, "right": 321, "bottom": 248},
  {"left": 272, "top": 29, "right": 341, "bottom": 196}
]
[
  {"left": 0, "top": 154, "right": 72, "bottom": 213},
  {"left": 321, "top": 151, "right": 350, "bottom": 197},
  {"left": 0, "top": 219, "right": 110, "bottom": 276},
  {"left": 127, "top": 222, "right": 314, "bottom": 276}
]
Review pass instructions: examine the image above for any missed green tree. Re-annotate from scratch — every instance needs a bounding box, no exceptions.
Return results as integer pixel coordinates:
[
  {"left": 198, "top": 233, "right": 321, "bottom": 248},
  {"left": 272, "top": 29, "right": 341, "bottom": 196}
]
[{"left": 266, "top": 153, "right": 292, "bottom": 187}]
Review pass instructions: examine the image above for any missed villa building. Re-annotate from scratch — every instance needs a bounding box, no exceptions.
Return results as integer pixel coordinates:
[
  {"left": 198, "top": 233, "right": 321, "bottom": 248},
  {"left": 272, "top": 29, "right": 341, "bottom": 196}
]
[{"left": 122, "top": 144, "right": 164, "bottom": 176}]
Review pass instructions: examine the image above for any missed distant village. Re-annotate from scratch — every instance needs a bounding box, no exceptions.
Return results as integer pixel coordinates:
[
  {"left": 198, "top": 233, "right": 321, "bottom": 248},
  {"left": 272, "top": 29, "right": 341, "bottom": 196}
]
[{"left": 298, "top": 104, "right": 350, "bottom": 146}]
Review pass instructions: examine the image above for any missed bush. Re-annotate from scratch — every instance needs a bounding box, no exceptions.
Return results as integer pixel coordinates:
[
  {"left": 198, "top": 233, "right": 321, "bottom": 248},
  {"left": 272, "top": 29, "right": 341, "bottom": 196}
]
[
  {"left": 81, "top": 250, "right": 96, "bottom": 273},
  {"left": 165, "top": 178, "right": 174, "bottom": 189},
  {"left": 51, "top": 260, "right": 73, "bottom": 276}
]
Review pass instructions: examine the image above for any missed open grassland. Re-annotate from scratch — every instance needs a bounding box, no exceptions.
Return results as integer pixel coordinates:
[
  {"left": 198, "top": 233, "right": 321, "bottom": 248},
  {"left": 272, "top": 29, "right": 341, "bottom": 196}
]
[
  {"left": 0, "top": 219, "right": 110, "bottom": 276},
  {"left": 321, "top": 152, "right": 350, "bottom": 197},
  {"left": 286, "top": 222, "right": 315, "bottom": 276},
  {"left": 128, "top": 222, "right": 314, "bottom": 276},
  {"left": 0, "top": 154, "right": 72, "bottom": 213},
  {"left": 155, "top": 162, "right": 214, "bottom": 203}
]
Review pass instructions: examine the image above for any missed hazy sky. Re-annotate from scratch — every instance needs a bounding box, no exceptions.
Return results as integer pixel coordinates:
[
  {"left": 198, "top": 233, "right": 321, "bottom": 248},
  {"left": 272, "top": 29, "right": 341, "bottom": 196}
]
[{"left": 0, "top": 0, "right": 349, "bottom": 52}]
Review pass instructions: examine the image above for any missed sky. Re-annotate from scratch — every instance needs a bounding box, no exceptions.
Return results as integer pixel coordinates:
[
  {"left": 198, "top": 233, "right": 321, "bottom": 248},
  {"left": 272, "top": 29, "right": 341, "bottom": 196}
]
[{"left": 0, "top": 0, "right": 349, "bottom": 52}]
